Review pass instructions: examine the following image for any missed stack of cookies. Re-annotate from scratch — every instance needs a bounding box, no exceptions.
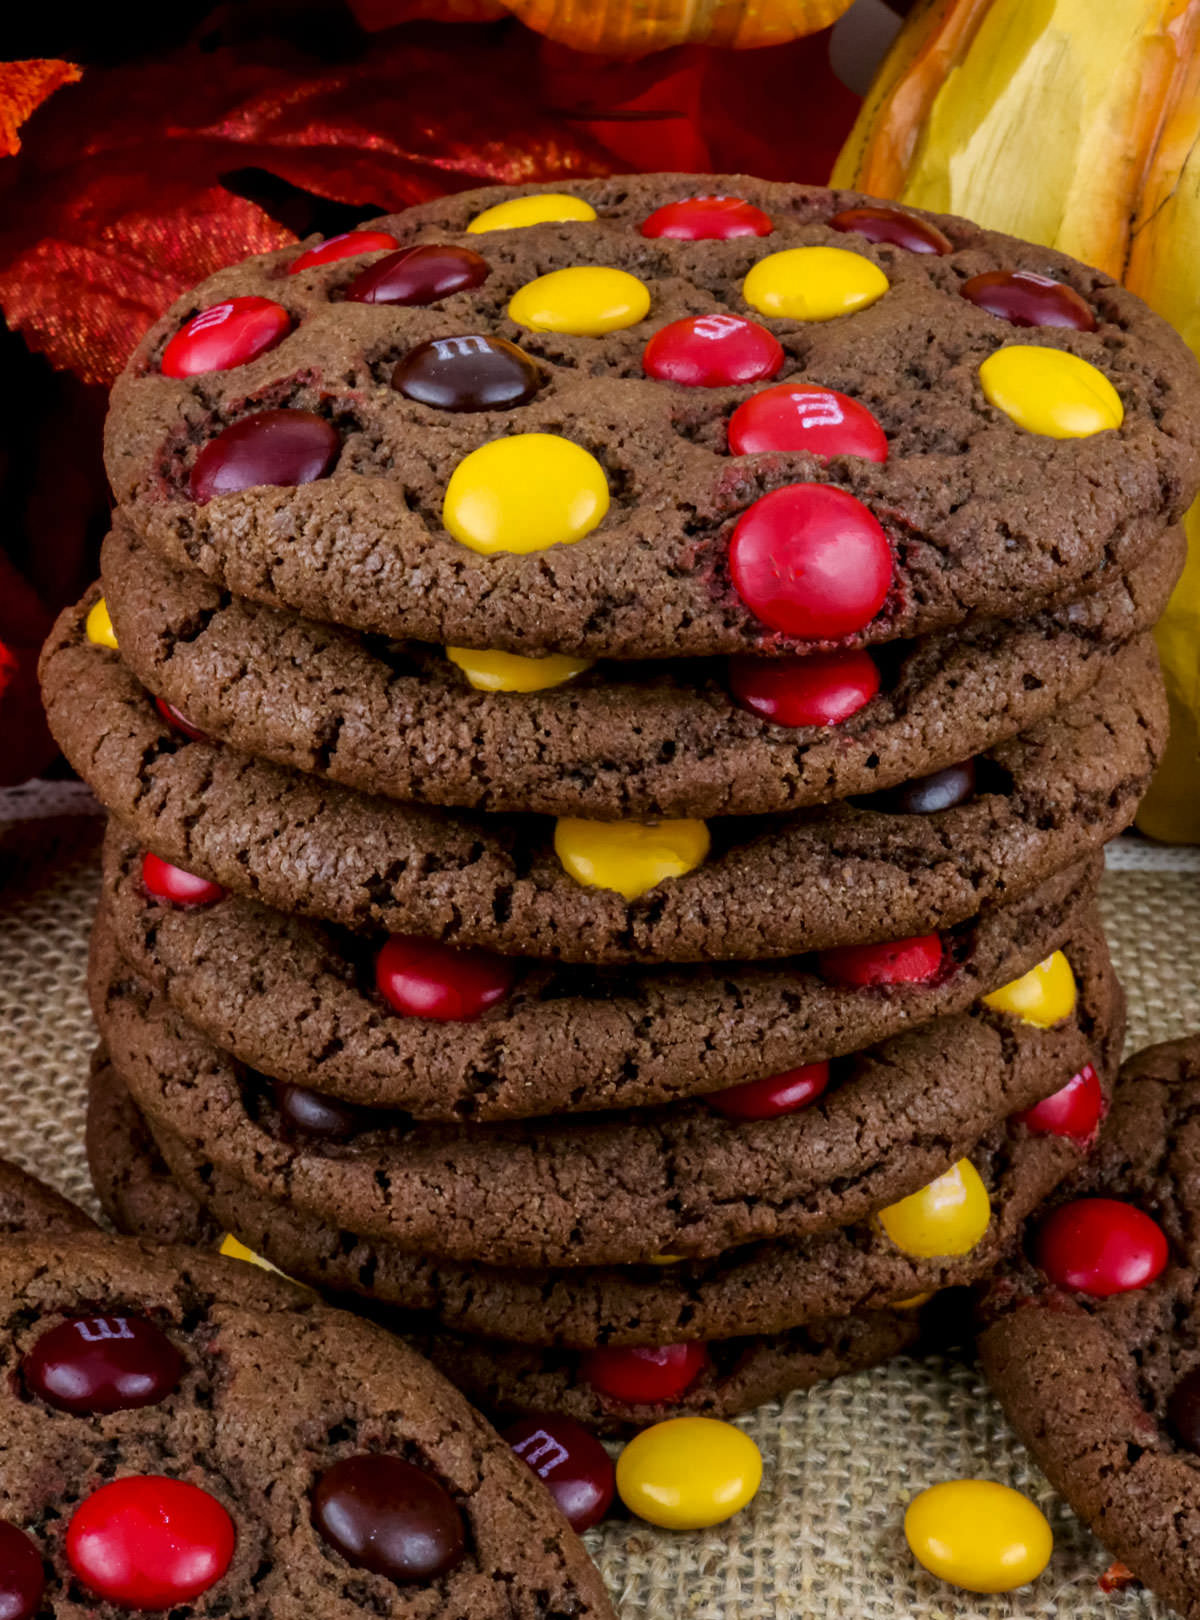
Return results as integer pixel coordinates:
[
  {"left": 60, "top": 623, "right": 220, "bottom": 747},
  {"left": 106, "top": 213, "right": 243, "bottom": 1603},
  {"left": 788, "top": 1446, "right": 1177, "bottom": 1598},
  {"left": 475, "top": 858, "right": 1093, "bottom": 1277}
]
[{"left": 39, "top": 174, "right": 1200, "bottom": 1434}]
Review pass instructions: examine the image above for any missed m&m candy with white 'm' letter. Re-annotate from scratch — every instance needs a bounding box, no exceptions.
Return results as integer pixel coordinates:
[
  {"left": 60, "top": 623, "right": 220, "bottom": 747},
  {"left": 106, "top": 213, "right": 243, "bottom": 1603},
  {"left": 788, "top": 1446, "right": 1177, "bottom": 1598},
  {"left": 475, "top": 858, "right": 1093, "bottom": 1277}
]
[
  {"left": 161, "top": 297, "right": 291, "bottom": 378},
  {"left": 642, "top": 314, "right": 783, "bottom": 387},
  {"left": 744, "top": 246, "right": 888, "bottom": 321},
  {"left": 728, "top": 485, "right": 892, "bottom": 638},
  {"left": 905, "top": 1479, "right": 1052, "bottom": 1592},
  {"left": 443, "top": 434, "right": 608, "bottom": 556},
  {"left": 728, "top": 385, "right": 888, "bottom": 462},
  {"left": 505, "top": 1414, "right": 615, "bottom": 1531},
  {"left": 554, "top": 818, "right": 710, "bottom": 901},
  {"left": 616, "top": 1417, "right": 763, "bottom": 1530},
  {"left": 640, "top": 196, "right": 772, "bottom": 240}
]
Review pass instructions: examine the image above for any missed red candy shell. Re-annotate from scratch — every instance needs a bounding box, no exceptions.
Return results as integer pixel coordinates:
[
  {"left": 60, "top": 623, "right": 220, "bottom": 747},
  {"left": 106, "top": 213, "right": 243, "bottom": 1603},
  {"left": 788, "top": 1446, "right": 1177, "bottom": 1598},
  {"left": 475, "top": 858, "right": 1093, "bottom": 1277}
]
[
  {"left": 161, "top": 297, "right": 291, "bottom": 378},
  {"left": 289, "top": 230, "right": 399, "bottom": 274},
  {"left": 642, "top": 314, "right": 784, "bottom": 388},
  {"left": 708, "top": 1061, "right": 830, "bottom": 1121},
  {"left": 640, "top": 196, "right": 772, "bottom": 240},
  {"left": 581, "top": 1342, "right": 709, "bottom": 1404},
  {"left": 728, "top": 385, "right": 887, "bottom": 462},
  {"left": 376, "top": 934, "right": 516, "bottom": 1021},
  {"left": 0, "top": 1520, "right": 44, "bottom": 1620},
  {"left": 1014, "top": 1062, "right": 1104, "bottom": 1142},
  {"left": 155, "top": 697, "right": 212, "bottom": 744},
  {"left": 728, "top": 484, "right": 892, "bottom": 638},
  {"left": 141, "top": 852, "right": 225, "bottom": 908},
  {"left": 504, "top": 1414, "right": 615, "bottom": 1531},
  {"left": 829, "top": 206, "right": 951, "bottom": 255},
  {"left": 1036, "top": 1197, "right": 1169, "bottom": 1296},
  {"left": 729, "top": 648, "right": 879, "bottom": 727},
  {"left": 66, "top": 1477, "right": 235, "bottom": 1609},
  {"left": 818, "top": 934, "right": 944, "bottom": 987},
  {"left": 189, "top": 410, "right": 340, "bottom": 504},
  {"left": 961, "top": 269, "right": 1096, "bottom": 331}
]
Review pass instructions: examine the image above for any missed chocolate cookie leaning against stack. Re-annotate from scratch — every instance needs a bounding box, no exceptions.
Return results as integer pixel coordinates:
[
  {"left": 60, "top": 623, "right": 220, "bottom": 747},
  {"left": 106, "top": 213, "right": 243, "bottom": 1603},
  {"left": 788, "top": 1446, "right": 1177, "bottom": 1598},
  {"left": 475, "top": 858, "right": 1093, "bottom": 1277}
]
[{"left": 40, "top": 174, "right": 1200, "bottom": 1436}]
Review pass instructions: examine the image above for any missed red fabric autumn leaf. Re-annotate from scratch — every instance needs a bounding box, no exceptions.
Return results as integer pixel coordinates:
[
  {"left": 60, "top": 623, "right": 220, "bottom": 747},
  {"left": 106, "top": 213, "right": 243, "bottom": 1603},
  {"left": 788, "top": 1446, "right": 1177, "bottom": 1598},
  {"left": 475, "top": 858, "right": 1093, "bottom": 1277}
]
[
  {"left": 0, "top": 28, "right": 612, "bottom": 386},
  {"left": 0, "top": 60, "right": 82, "bottom": 158}
]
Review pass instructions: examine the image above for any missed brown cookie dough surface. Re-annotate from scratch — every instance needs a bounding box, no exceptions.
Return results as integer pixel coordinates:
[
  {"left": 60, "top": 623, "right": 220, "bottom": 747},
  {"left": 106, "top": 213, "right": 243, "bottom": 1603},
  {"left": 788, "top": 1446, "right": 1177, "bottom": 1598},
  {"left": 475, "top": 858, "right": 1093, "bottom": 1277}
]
[
  {"left": 0, "top": 1159, "right": 94, "bottom": 1236},
  {"left": 102, "top": 518, "right": 1182, "bottom": 819},
  {"left": 41, "top": 592, "right": 1166, "bottom": 962},
  {"left": 104, "top": 175, "right": 1200, "bottom": 659},
  {"left": 91, "top": 916, "right": 1121, "bottom": 1268},
  {"left": 979, "top": 1037, "right": 1200, "bottom": 1620}
]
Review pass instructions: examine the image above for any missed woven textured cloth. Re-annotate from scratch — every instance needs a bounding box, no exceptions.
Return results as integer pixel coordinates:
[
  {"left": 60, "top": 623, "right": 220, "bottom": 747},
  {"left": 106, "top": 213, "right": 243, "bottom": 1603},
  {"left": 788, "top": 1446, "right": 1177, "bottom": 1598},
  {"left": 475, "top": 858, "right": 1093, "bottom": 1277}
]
[{"left": 0, "top": 801, "right": 1194, "bottom": 1620}]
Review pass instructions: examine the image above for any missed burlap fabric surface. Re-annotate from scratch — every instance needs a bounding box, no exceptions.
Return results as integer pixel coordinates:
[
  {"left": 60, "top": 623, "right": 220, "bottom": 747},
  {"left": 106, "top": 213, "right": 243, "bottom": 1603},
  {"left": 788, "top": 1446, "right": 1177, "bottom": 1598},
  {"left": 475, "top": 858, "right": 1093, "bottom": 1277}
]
[{"left": 1, "top": 790, "right": 1196, "bottom": 1620}]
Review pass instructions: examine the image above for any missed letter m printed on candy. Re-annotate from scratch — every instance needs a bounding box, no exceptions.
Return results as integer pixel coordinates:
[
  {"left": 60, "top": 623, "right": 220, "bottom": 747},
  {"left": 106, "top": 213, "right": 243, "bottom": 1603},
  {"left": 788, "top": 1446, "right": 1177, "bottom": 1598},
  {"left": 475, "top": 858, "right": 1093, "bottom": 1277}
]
[{"left": 511, "top": 1429, "right": 571, "bottom": 1477}]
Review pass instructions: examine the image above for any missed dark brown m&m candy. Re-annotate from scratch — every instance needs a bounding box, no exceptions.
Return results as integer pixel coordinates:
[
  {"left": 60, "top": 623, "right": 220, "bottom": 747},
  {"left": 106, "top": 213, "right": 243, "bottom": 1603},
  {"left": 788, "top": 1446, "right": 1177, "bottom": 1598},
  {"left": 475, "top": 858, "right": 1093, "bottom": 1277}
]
[
  {"left": 870, "top": 758, "right": 977, "bottom": 815},
  {"left": 0, "top": 1521, "right": 44, "bottom": 1620},
  {"left": 23, "top": 1315, "right": 184, "bottom": 1414},
  {"left": 344, "top": 244, "right": 489, "bottom": 306},
  {"left": 504, "top": 1414, "right": 615, "bottom": 1532},
  {"left": 312, "top": 1454, "right": 465, "bottom": 1582},
  {"left": 829, "top": 206, "right": 951, "bottom": 255},
  {"left": 273, "top": 1080, "right": 368, "bottom": 1141},
  {"left": 961, "top": 270, "right": 1096, "bottom": 330},
  {"left": 392, "top": 335, "right": 541, "bottom": 412},
  {"left": 1168, "top": 1366, "right": 1200, "bottom": 1454},
  {"left": 190, "top": 410, "right": 340, "bottom": 504}
]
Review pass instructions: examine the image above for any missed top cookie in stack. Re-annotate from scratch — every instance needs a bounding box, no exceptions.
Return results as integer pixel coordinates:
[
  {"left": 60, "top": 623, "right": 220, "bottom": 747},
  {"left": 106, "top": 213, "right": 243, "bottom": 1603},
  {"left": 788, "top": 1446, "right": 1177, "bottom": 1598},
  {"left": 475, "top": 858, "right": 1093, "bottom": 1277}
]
[{"left": 40, "top": 175, "right": 1200, "bottom": 1431}]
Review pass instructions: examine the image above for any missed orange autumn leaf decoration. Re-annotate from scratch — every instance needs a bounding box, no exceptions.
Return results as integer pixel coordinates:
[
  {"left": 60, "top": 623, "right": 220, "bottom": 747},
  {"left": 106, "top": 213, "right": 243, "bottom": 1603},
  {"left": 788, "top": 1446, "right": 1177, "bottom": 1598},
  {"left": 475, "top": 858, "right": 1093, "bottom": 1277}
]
[{"left": 0, "top": 59, "right": 82, "bottom": 158}]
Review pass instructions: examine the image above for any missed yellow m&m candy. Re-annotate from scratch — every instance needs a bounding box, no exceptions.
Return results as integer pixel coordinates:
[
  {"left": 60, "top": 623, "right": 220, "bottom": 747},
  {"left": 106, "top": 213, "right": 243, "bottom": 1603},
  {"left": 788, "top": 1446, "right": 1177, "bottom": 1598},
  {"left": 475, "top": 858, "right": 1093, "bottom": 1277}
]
[
  {"left": 878, "top": 1160, "right": 991, "bottom": 1258},
  {"left": 219, "top": 1234, "right": 288, "bottom": 1277},
  {"left": 982, "top": 951, "right": 1076, "bottom": 1028},
  {"left": 508, "top": 267, "right": 650, "bottom": 336},
  {"left": 743, "top": 246, "right": 888, "bottom": 321},
  {"left": 468, "top": 194, "right": 597, "bottom": 233},
  {"left": 554, "top": 818, "right": 710, "bottom": 901},
  {"left": 86, "top": 597, "right": 118, "bottom": 650},
  {"left": 443, "top": 434, "right": 608, "bottom": 555},
  {"left": 616, "top": 1417, "right": 762, "bottom": 1530},
  {"left": 979, "top": 346, "right": 1123, "bottom": 437},
  {"left": 905, "top": 1480, "right": 1053, "bottom": 1593},
  {"left": 446, "top": 647, "right": 593, "bottom": 693}
]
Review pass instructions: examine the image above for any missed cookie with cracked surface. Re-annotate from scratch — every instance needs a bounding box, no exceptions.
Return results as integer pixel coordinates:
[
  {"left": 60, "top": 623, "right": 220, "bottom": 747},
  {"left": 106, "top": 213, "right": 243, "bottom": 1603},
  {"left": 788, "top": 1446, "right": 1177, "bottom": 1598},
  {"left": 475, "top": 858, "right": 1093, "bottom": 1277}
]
[
  {"left": 89, "top": 1038, "right": 1118, "bottom": 1348},
  {"left": 102, "top": 518, "right": 1183, "bottom": 820},
  {"left": 90, "top": 913, "right": 1122, "bottom": 1268},
  {"left": 0, "top": 1159, "right": 95, "bottom": 1237},
  {"left": 81, "top": 1050, "right": 954, "bottom": 1431},
  {"left": 99, "top": 816, "right": 1101, "bottom": 1117},
  {"left": 979, "top": 1036, "right": 1200, "bottom": 1620},
  {"left": 42, "top": 592, "right": 1166, "bottom": 963},
  {"left": 104, "top": 174, "right": 1200, "bottom": 660}
]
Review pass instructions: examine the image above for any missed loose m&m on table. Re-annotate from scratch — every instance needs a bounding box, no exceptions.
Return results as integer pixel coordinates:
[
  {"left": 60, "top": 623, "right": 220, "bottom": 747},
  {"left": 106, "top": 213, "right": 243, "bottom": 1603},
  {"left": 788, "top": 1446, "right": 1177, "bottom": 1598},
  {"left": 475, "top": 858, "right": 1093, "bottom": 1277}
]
[
  {"left": 616, "top": 1418, "right": 762, "bottom": 1530},
  {"left": 905, "top": 1479, "right": 1052, "bottom": 1592}
]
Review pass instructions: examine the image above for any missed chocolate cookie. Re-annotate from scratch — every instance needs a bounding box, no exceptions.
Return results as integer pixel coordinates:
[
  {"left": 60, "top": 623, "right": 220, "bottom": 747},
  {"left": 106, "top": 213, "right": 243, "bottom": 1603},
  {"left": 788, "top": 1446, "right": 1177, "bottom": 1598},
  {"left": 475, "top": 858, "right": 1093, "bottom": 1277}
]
[
  {"left": 91, "top": 914, "right": 1121, "bottom": 1267},
  {"left": 89, "top": 1046, "right": 1116, "bottom": 1348},
  {"left": 41, "top": 594, "right": 1166, "bottom": 962},
  {"left": 0, "top": 1239, "right": 615, "bottom": 1617},
  {"left": 0, "top": 1159, "right": 94, "bottom": 1237},
  {"left": 99, "top": 818, "right": 1101, "bottom": 1117},
  {"left": 103, "top": 174, "right": 1200, "bottom": 660},
  {"left": 102, "top": 517, "right": 1182, "bottom": 819},
  {"left": 979, "top": 1036, "right": 1200, "bottom": 1620},
  {"left": 86, "top": 1048, "right": 933, "bottom": 1431}
]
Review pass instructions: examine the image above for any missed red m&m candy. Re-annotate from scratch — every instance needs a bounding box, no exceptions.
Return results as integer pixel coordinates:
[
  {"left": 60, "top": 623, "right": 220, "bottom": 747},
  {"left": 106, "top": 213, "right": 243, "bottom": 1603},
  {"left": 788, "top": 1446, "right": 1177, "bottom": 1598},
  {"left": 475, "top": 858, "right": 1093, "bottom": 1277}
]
[
  {"left": 708, "top": 1060, "right": 829, "bottom": 1121},
  {"left": 1014, "top": 1063, "right": 1104, "bottom": 1143},
  {"left": 343, "top": 244, "right": 489, "bottom": 306},
  {"left": 141, "top": 853, "right": 225, "bottom": 908},
  {"left": 190, "top": 410, "right": 340, "bottom": 504},
  {"left": 640, "top": 196, "right": 773, "bottom": 240},
  {"left": 642, "top": 314, "right": 783, "bottom": 387},
  {"left": 728, "top": 484, "right": 892, "bottom": 638},
  {"left": 376, "top": 934, "right": 516, "bottom": 1021},
  {"left": 818, "top": 934, "right": 943, "bottom": 987},
  {"left": 961, "top": 270, "right": 1096, "bottom": 331},
  {"left": 161, "top": 297, "right": 292, "bottom": 378},
  {"left": 581, "top": 1342, "right": 709, "bottom": 1404},
  {"left": 155, "top": 697, "right": 212, "bottom": 744},
  {"left": 728, "top": 385, "right": 888, "bottom": 462},
  {"left": 504, "top": 1414, "right": 615, "bottom": 1531},
  {"left": 0, "top": 1520, "right": 44, "bottom": 1620},
  {"left": 23, "top": 1315, "right": 183, "bottom": 1414},
  {"left": 289, "top": 230, "right": 399, "bottom": 274},
  {"left": 829, "top": 206, "right": 951, "bottom": 255},
  {"left": 728, "top": 648, "right": 879, "bottom": 727},
  {"left": 1036, "top": 1198, "right": 1168, "bottom": 1296},
  {"left": 67, "top": 1477, "right": 235, "bottom": 1608}
]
